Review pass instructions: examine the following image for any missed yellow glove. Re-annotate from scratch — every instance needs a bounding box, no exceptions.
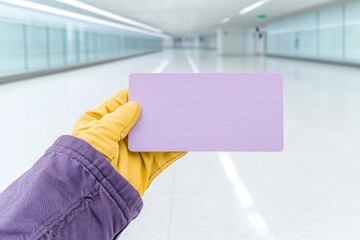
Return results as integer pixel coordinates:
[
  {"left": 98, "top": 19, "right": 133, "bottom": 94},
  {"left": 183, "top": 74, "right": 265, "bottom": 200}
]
[{"left": 71, "top": 89, "right": 186, "bottom": 196}]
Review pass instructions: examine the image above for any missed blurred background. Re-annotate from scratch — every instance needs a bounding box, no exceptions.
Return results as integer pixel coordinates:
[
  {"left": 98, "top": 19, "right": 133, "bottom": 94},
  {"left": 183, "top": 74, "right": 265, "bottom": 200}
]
[{"left": 1, "top": 0, "right": 360, "bottom": 239}]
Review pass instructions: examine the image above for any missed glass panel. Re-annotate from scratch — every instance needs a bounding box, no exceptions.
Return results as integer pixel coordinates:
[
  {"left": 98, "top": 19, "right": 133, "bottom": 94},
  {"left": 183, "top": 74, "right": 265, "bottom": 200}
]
[
  {"left": 97, "top": 34, "right": 107, "bottom": 60},
  {"left": 127, "top": 37, "right": 135, "bottom": 55},
  {"left": 111, "top": 35, "right": 117, "bottom": 58},
  {"left": 49, "top": 27, "right": 65, "bottom": 68},
  {"left": 0, "top": 21, "right": 25, "bottom": 74},
  {"left": 266, "top": 21, "right": 278, "bottom": 55},
  {"left": 318, "top": 6, "right": 343, "bottom": 60},
  {"left": 0, "top": 2, "right": 163, "bottom": 78},
  {"left": 88, "top": 32, "right": 98, "bottom": 61},
  {"left": 79, "top": 31, "right": 89, "bottom": 63},
  {"left": 66, "top": 28, "right": 79, "bottom": 64},
  {"left": 118, "top": 36, "right": 126, "bottom": 57},
  {"left": 107, "top": 35, "right": 116, "bottom": 58},
  {"left": 267, "top": 19, "right": 298, "bottom": 57},
  {"left": 279, "top": 18, "right": 297, "bottom": 56},
  {"left": 345, "top": 1, "right": 360, "bottom": 62},
  {"left": 297, "top": 13, "right": 318, "bottom": 58},
  {"left": 26, "top": 25, "right": 48, "bottom": 70},
  {"left": 266, "top": 5, "right": 346, "bottom": 62},
  {"left": 134, "top": 38, "right": 139, "bottom": 54},
  {"left": 116, "top": 36, "right": 122, "bottom": 57}
]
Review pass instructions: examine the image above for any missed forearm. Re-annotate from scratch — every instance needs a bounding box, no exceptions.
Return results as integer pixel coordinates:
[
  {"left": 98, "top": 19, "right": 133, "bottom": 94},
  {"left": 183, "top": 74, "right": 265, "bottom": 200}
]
[{"left": 0, "top": 135, "right": 142, "bottom": 240}]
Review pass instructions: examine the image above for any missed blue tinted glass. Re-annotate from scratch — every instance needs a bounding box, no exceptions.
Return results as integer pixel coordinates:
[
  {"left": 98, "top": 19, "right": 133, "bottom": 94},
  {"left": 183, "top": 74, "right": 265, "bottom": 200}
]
[
  {"left": 345, "top": 1, "right": 360, "bottom": 62},
  {"left": 319, "top": 6, "right": 343, "bottom": 60},
  {"left": 49, "top": 28, "right": 65, "bottom": 68},
  {"left": 66, "top": 29, "right": 79, "bottom": 64},
  {"left": 88, "top": 32, "right": 98, "bottom": 61},
  {"left": 26, "top": 25, "right": 48, "bottom": 70},
  {"left": 97, "top": 34, "right": 106, "bottom": 60},
  {"left": 297, "top": 13, "right": 318, "bottom": 58},
  {"left": 79, "top": 31, "right": 89, "bottom": 63},
  {"left": 0, "top": 21, "right": 25, "bottom": 75},
  {"left": 0, "top": 2, "right": 162, "bottom": 78}
]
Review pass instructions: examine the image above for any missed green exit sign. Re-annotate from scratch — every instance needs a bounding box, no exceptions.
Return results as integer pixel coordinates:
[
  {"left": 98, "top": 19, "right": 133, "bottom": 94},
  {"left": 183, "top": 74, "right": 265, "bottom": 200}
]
[{"left": 257, "top": 14, "right": 267, "bottom": 19}]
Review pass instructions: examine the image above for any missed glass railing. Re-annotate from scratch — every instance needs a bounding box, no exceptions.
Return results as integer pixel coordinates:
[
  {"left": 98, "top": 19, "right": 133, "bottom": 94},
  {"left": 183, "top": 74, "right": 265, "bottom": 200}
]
[
  {"left": 267, "top": 0, "right": 360, "bottom": 64},
  {"left": 0, "top": 2, "right": 163, "bottom": 78}
]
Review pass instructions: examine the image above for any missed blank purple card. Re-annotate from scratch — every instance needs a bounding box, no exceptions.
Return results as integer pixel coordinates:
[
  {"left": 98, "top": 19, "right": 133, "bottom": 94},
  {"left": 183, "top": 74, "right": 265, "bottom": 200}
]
[{"left": 128, "top": 73, "right": 283, "bottom": 152}]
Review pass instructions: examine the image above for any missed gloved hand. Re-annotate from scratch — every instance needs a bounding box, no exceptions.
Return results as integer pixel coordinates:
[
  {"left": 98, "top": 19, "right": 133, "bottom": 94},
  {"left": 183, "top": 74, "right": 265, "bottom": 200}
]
[{"left": 71, "top": 89, "right": 186, "bottom": 196}]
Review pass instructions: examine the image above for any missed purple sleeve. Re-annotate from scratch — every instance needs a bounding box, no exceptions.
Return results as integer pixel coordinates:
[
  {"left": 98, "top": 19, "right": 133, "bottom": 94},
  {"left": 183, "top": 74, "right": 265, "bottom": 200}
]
[{"left": 0, "top": 135, "right": 143, "bottom": 240}]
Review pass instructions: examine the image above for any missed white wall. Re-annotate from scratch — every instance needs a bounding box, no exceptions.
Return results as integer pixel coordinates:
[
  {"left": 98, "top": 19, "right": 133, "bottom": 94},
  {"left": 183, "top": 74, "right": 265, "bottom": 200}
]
[
  {"left": 163, "top": 38, "right": 174, "bottom": 48},
  {"left": 181, "top": 37, "right": 196, "bottom": 48},
  {"left": 244, "top": 29, "right": 256, "bottom": 55},
  {"left": 199, "top": 34, "right": 217, "bottom": 49},
  {"left": 169, "top": 34, "right": 217, "bottom": 49},
  {"left": 216, "top": 28, "right": 245, "bottom": 55},
  {"left": 244, "top": 27, "right": 266, "bottom": 55},
  {"left": 167, "top": 28, "right": 264, "bottom": 55},
  {"left": 266, "top": 1, "right": 360, "bottom": 64}
]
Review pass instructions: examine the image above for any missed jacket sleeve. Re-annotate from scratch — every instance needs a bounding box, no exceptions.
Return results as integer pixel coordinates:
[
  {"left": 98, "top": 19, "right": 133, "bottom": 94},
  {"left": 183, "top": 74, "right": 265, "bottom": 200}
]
[{"left": 0, "top": 135, "right": 143, "bottom": 240}]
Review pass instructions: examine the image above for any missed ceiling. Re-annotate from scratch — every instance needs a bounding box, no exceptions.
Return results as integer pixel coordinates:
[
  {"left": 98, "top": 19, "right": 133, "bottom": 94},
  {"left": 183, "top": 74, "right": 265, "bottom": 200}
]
[{"left": 80, "top": 0, "right": 340, "bottom": 36}]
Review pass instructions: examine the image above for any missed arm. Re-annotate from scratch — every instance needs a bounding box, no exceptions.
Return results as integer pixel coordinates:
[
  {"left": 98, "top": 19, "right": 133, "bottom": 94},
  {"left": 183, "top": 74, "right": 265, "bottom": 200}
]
[
  {"left": 0, "top": 135, "right": 142, "bottom": 239},
  {"left": 0, "top": 89, "right": 186, "bottom": 240}
]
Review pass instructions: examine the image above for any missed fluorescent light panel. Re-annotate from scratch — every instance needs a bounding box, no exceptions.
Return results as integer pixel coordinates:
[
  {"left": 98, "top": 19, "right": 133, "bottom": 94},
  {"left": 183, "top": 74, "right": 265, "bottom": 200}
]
[
  {"left": 239, "top": 0, "right": 270, "bottom": 15},
  {"left": 55, "top": 0, "right": 162, "bottom": 33},
  {"left": 0, "top": 0, "right": 167, "bottom": 38}
]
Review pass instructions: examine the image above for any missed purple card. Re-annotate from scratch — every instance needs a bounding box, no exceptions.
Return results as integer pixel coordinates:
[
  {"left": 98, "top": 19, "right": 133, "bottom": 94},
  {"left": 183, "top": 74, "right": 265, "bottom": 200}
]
[{"left": 128, "top": 73, "right": 283, "bottom": 152}]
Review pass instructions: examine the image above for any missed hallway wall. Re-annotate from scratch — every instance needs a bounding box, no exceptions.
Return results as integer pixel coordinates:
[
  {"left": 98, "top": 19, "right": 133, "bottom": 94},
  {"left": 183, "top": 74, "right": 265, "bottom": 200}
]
[
  {"left": 0, "top": 2, "right": 163, "bottom": 81},
  {"left": 267, "top": 0, "right": 360, "bottom": 64}
]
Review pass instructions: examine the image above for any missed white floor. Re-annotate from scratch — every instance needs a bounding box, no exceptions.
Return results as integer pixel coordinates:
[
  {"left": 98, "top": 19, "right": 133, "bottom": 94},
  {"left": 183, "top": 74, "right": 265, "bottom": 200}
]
[{"left": 1, "top": 49, "right": 360, "bottom": 239}]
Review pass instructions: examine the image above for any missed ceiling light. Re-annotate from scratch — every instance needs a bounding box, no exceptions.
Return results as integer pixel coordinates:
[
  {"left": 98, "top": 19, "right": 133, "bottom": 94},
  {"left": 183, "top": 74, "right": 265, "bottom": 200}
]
[
  {"left": 55, "top": 0, "right": 162, "bottom": 33},
  {"left": 0, "top": 0, "right": 168, "bottom": 38},
  {"left": 239, "top": 0, "right": 270, "bottom": 15},
  {"left": 221, "top": 17, "right": 230, "bottom": 23}
]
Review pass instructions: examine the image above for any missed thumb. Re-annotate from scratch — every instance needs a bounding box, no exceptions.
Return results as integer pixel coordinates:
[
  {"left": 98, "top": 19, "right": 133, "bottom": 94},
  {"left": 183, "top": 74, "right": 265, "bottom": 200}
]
[{"left": 99, "top": 101, "right": 141, "bottom": 141}]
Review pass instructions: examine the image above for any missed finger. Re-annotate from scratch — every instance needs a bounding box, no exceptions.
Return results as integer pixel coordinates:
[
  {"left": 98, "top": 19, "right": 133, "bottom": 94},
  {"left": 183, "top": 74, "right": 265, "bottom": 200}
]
[
  {"left": 97, "top": 101, "right": 141, "bottom": 142},
  {"left": 147, "top": 152, "right": 187, "bottom": 186},
  {"left": 73, "top": 89, "right": 129, "bottom": 133},
  {"left": 87, "top": 89, "right": 129, "bottom": 121}
]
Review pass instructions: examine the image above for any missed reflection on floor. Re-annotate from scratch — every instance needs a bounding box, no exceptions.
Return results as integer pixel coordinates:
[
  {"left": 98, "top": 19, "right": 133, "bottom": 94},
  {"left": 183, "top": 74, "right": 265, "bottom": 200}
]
[{"left": 0, "top": 49, "right": 360, "bottom": 240}]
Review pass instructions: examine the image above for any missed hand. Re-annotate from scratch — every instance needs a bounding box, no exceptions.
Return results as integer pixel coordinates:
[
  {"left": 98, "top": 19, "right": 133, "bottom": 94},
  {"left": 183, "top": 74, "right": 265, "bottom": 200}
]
[{"left": 71, "top": 89, "right": 187, "bottom": 196}]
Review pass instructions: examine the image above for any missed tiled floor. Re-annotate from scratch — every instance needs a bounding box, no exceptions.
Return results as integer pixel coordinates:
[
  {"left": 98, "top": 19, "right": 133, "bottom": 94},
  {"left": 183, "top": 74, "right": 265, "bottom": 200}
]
[{"left": 1, "top": 49, "right": 360, "bottom": 239}]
